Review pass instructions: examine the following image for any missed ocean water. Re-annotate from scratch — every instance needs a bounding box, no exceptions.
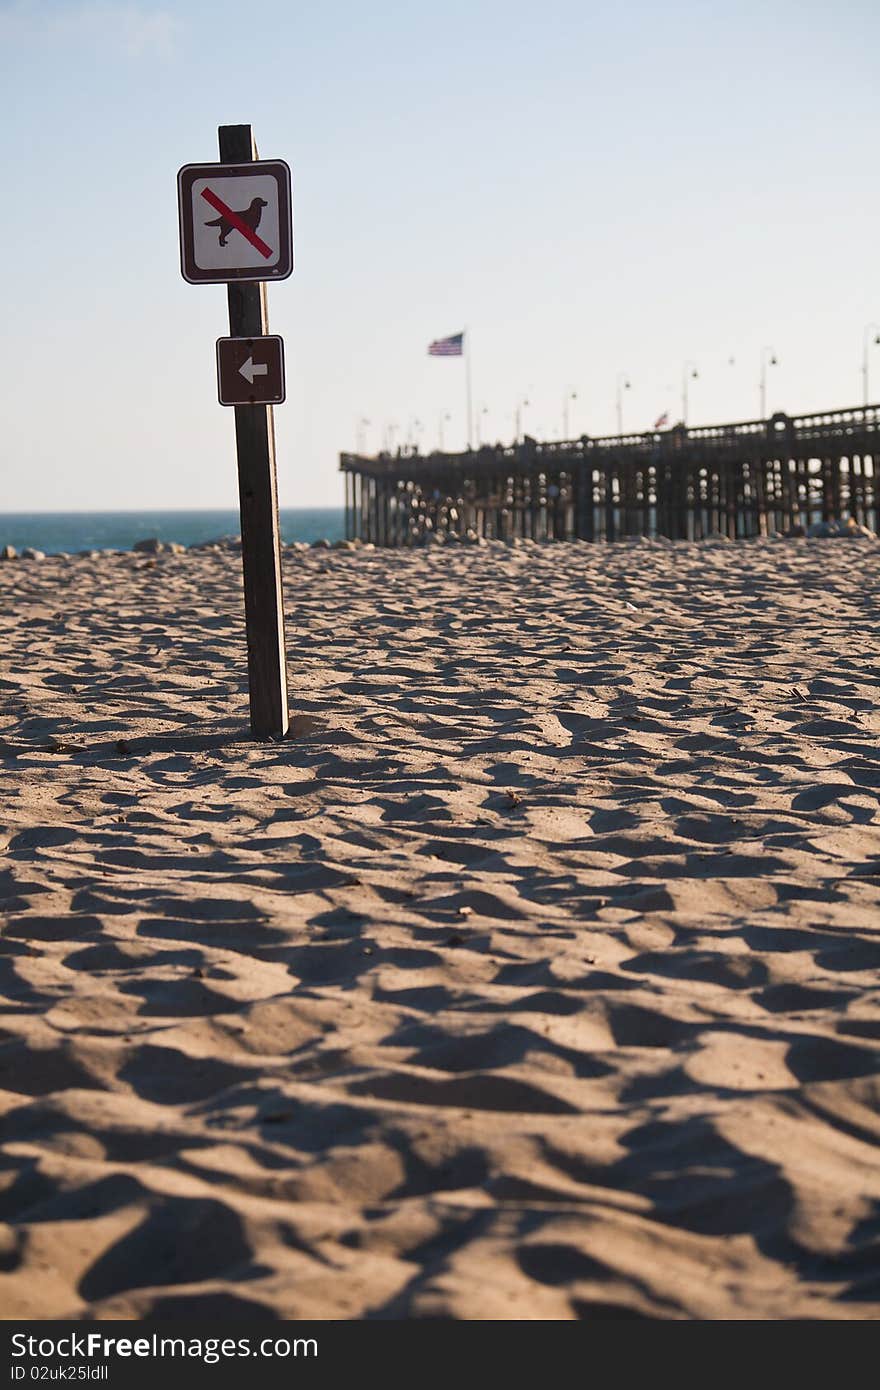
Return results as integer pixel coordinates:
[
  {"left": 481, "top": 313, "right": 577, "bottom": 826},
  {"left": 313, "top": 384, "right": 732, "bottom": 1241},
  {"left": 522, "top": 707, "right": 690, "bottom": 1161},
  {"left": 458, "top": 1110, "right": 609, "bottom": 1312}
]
[{"left": 0, "top": 508, "right": 345, "bottom": 555}]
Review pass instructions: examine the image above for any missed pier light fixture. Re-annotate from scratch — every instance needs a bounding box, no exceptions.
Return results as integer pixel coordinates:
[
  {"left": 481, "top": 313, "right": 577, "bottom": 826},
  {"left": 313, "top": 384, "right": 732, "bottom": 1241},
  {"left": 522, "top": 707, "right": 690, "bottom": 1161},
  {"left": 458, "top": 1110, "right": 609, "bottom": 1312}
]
[
  {"left": 616, "top": 374, "right": 631, "bottom": 436},
  {"left": 759, "top": 347, "right": 778, "bottom": 419},
  {"left": 356, "top": 416, "right": 371, "bottom": 453},
  {"left": 681, "top": 362, "right": 699, "bottom": 427},
  {"left": 437, "top": 410, "right": 452, "bottom": 451},
  {"left": 515, "top": 397, "right": 530, "bottom": 444},
  {"left": 475, "top": 404, "right": 490, "bottom": 447},
  {"left": 562, "top": 388, "right": 578, "bottom": 439},
  {"left": 862, "top": 324, "right": 880, "bottom": 406}
]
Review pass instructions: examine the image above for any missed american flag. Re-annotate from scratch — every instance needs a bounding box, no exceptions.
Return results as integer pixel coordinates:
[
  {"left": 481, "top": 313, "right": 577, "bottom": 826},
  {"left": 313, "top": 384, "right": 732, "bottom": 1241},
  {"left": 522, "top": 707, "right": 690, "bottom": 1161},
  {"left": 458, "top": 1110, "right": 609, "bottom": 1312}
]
[
  {"left": 428, "top": 332, "right": 464, "bottom": 357},
  {"left": 653, "top": 411, "right": 669, "bottom": 430}
]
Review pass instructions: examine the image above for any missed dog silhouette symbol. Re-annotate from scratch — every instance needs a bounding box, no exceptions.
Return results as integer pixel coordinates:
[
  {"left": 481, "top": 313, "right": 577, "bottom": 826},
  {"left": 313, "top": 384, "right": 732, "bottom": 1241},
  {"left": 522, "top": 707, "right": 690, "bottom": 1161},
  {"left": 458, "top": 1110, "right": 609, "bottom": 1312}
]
[{"left": 204, "top": 196, "right": 268, "bottom": 247}]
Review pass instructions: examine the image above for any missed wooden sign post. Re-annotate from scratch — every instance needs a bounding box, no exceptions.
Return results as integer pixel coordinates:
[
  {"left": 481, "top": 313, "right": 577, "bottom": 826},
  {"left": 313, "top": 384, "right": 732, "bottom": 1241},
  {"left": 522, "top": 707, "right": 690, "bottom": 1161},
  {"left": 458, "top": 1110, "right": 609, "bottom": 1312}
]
[
  {"left": 178, "top": 125, "right": 292, "bottom": 740},
  {"left": 220, "top": 125, "right": 289, "bottom": 740}
]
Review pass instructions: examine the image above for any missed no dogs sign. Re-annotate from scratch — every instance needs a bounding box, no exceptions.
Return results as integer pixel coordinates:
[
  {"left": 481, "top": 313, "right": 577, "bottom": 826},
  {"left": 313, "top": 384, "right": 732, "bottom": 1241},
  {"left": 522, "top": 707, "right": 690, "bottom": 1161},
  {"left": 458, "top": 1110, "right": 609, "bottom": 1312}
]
[{"left": 177, "top": 160, "right": 293, "bottom": 284}]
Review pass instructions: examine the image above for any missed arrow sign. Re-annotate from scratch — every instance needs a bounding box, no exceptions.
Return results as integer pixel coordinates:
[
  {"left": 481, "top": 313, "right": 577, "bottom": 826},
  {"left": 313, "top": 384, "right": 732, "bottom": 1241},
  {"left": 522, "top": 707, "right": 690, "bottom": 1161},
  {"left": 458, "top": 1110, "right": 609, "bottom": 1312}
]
[
  {"left": 239, "top": 357, "right": 269, "bottom": 385},
  {"left": 216, "top": 335, "right": 285, "bottom": 406}
]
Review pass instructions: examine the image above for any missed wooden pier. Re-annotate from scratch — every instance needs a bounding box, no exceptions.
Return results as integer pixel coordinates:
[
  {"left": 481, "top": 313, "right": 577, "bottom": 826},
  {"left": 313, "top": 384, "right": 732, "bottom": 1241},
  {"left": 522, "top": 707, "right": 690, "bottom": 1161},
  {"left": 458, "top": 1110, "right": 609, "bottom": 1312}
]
[{"left": 340, "top": 404, "right": 880, "bottom": 545}]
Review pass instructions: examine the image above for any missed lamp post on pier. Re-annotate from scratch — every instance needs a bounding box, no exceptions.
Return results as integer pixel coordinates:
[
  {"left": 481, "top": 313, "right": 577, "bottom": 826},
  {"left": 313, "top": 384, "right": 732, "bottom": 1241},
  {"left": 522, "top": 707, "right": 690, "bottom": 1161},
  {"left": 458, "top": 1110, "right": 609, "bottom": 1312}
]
[
  {"left": 862, "top": 324, "right": 880, "bottom": 406},
  {"left": 515, "top": 397, "right": 530, "bottom": 443},
  {"left": 616, "top": 373, "right": 631, "bottom": 435},
  {"left": 437, "top": 410, "right": 452, "bottom": 451},
  {"left": 475, "top": 404, "right": 489, "bottom": 446},
  {"left": 407, "top": 417, "right": 424, "bottom": 452},
  {"left": 681, "top": 362, "right": 699, "bottom": 427},
  {"left": 356, "top": 417, "right": 371, "bottom": 453},
  {"left": 562, "top": 387, "right": 577, "bottom": 439},
  {"left": 759, "top": 347, "right": 778, "bottom": 419}
]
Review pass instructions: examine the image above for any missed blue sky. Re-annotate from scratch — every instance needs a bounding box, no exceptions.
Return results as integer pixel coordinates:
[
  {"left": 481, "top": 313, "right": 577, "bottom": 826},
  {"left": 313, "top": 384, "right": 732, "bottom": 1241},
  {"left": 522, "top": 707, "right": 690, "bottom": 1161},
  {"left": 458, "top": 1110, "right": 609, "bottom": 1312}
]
[{"left": 1, "top": 0, "right": 877, "bottom": 509}]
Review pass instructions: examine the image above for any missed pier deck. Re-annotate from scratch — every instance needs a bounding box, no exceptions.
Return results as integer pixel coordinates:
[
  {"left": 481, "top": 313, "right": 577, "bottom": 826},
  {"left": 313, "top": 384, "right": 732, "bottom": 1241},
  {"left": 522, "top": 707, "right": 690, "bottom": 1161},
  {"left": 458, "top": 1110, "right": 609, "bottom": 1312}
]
[{"left": 340, "top": 405, "right": 879, "bottom": 544}]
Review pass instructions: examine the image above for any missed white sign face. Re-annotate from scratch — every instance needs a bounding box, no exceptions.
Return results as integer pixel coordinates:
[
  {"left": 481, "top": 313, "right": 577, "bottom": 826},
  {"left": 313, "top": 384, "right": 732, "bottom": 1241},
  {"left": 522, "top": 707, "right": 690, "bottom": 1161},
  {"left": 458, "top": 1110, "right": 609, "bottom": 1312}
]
[
  {"left": 177, "top": 160, "right": 293, "bottom": 284},
  {"left": 192, "top": 173, "right": 281, "bottom": 272}
]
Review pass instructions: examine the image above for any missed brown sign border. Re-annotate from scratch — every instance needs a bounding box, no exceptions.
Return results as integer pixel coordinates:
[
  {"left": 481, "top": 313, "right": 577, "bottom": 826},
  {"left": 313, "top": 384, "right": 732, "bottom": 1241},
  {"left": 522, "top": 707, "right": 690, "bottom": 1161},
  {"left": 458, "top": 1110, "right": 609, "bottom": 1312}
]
[
  {"left": 216, "top": 335, "right": 286, "bottom": 407},
  {"left": 178, "top": 160, "right": 293, "bottom": 284}
]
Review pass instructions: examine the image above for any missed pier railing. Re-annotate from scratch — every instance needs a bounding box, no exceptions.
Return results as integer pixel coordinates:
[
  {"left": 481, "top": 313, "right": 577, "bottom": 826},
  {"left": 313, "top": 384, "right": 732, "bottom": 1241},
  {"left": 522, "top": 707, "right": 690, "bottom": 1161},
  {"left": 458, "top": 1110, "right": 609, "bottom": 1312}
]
[{"left": 339, "top": 404, "right": 879, "bottom": 544}]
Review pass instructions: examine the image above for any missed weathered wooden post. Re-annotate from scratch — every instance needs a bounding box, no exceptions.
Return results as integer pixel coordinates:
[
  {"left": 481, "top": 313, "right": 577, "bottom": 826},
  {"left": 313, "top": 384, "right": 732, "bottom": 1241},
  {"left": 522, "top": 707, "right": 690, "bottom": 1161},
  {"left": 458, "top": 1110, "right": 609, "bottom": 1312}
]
[
  {"left": 604, "top": 459, "right": 616, "bottom": 541},
  {"left": 220, "top": 125, "right": 289, "bottom": 739},
  {"left": 582, "top": 455, "right": 595, "bottom": 542},
  {"left": 177, "top": 124, "right": 293, "bottom": 740}
]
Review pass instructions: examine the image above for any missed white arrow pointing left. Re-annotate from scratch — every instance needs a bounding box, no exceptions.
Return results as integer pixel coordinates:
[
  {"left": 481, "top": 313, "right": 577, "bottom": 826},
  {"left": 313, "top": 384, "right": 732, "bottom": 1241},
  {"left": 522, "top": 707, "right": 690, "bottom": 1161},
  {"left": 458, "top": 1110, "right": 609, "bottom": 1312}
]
[{"left": 239, "top": 357, "right": 269, "bottom": 385}]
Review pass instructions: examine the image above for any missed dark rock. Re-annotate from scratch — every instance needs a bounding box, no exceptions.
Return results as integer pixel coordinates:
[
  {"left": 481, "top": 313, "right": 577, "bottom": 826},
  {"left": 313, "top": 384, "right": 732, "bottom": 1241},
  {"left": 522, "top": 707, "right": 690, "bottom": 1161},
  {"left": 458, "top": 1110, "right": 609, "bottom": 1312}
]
[
  {"left": 133, "top": 538, "right": 164, "bottom": 554},
  {"left": 20, "top": 547, "right": 45, "bottom": 561}
]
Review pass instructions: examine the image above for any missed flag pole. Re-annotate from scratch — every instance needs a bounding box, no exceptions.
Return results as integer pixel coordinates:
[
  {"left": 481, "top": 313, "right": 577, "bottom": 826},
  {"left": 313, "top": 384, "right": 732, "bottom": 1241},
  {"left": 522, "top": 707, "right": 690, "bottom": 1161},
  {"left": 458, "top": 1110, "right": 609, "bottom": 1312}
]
[{"left": 465, "top": 327, "right": 473, "bottom": 449}]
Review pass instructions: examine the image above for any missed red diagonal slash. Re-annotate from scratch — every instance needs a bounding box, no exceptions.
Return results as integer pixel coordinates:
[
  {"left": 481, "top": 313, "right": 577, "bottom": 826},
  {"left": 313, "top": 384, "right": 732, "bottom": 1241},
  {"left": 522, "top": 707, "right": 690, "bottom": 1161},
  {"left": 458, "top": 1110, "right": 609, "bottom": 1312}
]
[{"left": 200, "top": 186, "right": 273, "bottom": 259}]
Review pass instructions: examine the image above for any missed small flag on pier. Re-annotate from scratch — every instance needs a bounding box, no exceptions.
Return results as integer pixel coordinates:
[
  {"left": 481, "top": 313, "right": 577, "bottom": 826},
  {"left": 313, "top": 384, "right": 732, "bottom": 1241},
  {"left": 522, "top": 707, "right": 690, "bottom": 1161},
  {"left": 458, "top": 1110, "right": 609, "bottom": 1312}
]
[
  {"left": 428, "top": 332, "right": 464, "bottom": 357},
  {"left": 654, "top": 411, "right": 669, "bottom": 429}
]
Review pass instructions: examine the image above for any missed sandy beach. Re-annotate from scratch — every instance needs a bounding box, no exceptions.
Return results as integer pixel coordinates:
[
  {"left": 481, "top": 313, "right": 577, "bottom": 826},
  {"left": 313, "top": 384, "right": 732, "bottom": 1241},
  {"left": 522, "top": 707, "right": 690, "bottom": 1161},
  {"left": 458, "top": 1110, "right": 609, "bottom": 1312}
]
[{"left": 0, "top": 535, "right": 878, "bottom": 1320}]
